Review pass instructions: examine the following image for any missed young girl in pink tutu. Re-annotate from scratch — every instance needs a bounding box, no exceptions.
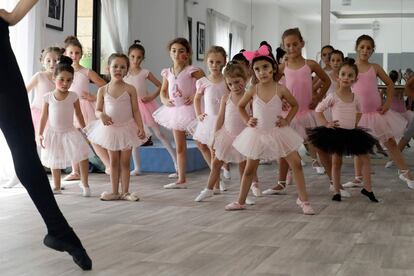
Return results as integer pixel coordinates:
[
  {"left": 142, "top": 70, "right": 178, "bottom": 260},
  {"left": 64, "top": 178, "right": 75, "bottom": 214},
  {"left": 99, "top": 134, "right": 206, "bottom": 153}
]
[
  {"left": 190, "top": 46, "right": 228, "bottom": 190},
  {"left": 265, "top": 28, "right": 331, "bottom": 195},
  {"left": 86, "top": 54, "right": 147, "bottom": 201},
  {"left": 344, "top": 34, "right": 414, "bottom": 189},
  {"left": 384, "top": 70, "right": 414, "bottom": 168},
  {"left": 307, "top": 58, "right": 378, "bottom": 202},
  {"left": 4, "top": 47, "right": 63, "bottom": 188},
  {"left": 63, "top": 36, "right": 109, "bottom": 181},
  {"left": 38, "top": 56, "right": 91, "bottom": 196},
  {"left": 124, "top": 40, "right": 177, "bottom": 177},
  {"left": 195, "top": 62, "right": 248, "bottom": 202},
  {"left": 226, "top": 45, "right": 315, "bottom": 215},
  {"left": 153, "top": 37, "right": 204, "bottom": 189},
  {"left": 27, "top": 47, "right": 62, "bottom": 143}
]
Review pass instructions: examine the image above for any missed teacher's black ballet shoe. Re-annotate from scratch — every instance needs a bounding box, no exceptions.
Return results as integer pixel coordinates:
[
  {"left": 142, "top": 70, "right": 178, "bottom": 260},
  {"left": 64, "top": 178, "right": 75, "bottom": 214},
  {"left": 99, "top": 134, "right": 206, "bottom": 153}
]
[
  {"left": 43, "top": 233, "right": 92, "bottom": 270},
  {"left": 361, "top": 188, "right": 379, "bottom": 203},
  {"left": 332, "top": 194, "right": 341, "bottom": 201}
]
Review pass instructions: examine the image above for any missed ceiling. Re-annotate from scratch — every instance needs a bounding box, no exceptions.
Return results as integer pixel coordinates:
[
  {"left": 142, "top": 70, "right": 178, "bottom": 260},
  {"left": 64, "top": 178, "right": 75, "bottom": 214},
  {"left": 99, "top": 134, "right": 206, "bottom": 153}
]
[{"left": 248, "top": 0, "right": 414, "bottom": 23}]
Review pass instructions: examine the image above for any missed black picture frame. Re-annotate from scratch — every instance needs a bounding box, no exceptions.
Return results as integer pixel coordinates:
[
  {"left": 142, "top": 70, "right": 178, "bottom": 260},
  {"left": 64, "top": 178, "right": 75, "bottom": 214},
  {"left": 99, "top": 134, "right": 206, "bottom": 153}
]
[
  {"left": 46, "top": 0, "right": 65, "bottom": 31},
  {"left": 188, "top": 17, "right": 193, "bottom": 47},
  {"left": 196, "top": 21, "right": 205, "bottom": 61}
]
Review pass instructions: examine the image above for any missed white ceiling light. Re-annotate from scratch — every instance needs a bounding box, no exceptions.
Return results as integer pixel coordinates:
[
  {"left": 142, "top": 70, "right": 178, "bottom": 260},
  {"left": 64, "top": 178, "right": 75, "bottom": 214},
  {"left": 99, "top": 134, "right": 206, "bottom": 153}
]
[{"left": 342, "top": 0, "right": 351, "bottom": 6}]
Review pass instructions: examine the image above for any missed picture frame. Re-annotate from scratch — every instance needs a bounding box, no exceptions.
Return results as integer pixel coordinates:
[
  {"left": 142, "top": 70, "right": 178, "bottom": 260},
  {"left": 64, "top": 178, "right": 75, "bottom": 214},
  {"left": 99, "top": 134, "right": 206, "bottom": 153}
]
[
  {"left": 196, "top": 21, "right": 205, "bottom": 61},
  {"left": 45, "top": 0, "right": 65, "bottom": 31}
]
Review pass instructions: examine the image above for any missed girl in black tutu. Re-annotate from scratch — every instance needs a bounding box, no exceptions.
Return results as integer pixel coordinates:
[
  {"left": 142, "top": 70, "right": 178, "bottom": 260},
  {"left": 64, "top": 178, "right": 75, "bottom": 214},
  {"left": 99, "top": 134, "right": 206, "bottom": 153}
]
[{"left": 307, "top": 59, "right": 378, "bottom": 202}]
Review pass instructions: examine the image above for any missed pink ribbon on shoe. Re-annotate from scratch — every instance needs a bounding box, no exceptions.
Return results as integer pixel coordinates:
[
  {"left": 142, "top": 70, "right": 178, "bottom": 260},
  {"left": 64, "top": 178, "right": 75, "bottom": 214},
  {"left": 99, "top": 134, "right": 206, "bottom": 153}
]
[{"left": 242, "top": 45, "right": 271, "bottom": 61}]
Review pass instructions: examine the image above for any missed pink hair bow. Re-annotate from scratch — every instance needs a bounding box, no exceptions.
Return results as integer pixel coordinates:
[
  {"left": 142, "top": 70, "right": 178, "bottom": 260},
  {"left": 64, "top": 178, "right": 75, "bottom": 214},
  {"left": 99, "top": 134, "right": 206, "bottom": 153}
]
[{"left": 242, "top": 45, "right": 270, "bottom": 61}]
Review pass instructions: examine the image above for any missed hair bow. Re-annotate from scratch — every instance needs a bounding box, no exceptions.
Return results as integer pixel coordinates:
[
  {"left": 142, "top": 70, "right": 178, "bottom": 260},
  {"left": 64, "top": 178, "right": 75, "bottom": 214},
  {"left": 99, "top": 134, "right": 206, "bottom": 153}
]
[{"left": 242, "top": 45, "right": 270, "bottom": 61}]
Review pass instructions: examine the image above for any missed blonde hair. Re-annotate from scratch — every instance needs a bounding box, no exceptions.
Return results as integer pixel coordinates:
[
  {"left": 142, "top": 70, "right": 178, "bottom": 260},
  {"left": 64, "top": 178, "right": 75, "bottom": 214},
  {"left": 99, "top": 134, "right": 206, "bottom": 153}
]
[
  {"left": 204, "top": 46, "right": 227, "bottom": 63},
  {"left": 224, "top": 61, "right": 247, "bottom": 80}
]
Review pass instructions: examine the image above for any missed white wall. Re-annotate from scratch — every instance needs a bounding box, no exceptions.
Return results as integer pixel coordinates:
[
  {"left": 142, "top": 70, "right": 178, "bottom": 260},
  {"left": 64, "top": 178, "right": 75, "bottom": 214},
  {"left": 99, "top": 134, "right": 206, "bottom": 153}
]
[
  {"left": 251, "top": 3, "right": 320, "bottom": 61},
  {"left": 41, "top": 0, "right": 76, "bottom": 53},
  {"left": 129, "top": 0, "right": 251, "bottom": 76},
  {"left": 330, "top": 18, "right": 414, "bottom": 71}
]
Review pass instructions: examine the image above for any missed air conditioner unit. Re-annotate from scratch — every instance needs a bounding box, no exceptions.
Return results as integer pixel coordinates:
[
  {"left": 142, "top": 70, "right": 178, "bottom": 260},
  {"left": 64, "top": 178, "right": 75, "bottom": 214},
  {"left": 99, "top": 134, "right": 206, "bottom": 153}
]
[{"left": 342, "top": 0, "right": 352, "bottom": 6}]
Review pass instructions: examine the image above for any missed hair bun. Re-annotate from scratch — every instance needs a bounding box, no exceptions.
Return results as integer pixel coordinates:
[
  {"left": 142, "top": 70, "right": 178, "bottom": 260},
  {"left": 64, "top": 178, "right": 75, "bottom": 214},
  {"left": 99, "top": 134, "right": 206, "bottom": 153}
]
[
  {"left": 344, "top": 57, "right": 355, "bottom": 65},
  {"left": 239, "top": 49, "right": 246, "bottom": 53},
  {"left": 64, "top": 35, "right": 79, "bottom": 44},
  {"left": 134, "top": 39, "right": 141, "bottom": 45},
  {"left": 59, "top": 56, "right": 73, "bottom": 66}
]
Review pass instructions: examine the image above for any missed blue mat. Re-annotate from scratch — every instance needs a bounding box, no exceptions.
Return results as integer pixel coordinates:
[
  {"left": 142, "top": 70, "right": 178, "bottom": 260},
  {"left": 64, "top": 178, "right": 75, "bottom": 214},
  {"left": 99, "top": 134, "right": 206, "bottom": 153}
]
[{"left": 132, "top": 140, "right": 207, "bottom": 173}]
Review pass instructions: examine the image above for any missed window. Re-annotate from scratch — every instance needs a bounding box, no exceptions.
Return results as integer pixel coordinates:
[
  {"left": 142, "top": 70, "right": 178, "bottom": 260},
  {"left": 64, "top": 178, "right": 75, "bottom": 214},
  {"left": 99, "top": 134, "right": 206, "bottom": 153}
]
[{"left": 75, "top": 0, "right": 102, "bottom": 74}]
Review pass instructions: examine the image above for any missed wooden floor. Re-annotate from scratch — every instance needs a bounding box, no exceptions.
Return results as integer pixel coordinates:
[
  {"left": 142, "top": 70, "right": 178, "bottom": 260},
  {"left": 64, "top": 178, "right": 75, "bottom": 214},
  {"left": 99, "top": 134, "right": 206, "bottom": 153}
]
[{"left": 2, "top": 153, "right": 414, "bottom": 276}]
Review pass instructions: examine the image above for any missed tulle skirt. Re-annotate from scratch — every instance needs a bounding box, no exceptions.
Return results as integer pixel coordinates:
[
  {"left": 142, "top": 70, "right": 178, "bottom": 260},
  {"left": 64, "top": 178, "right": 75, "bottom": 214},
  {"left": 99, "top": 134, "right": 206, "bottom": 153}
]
[
  {"left": 153, "top": 105, "right": 196, "bottom": 131},
  {"left": 187, "top": 114, "right": 217, "bottom": 146},
  {"left": 289, "top": 110, "right": 318, "bottom": 139},
  {"left": 75, "top": 99, "right": 96, "bottom": 128},
  {"left": 213, "top": 128, "right": 246, "bottom": 163},
  {"left": 401, "top": 110, "right": 414, "bottom": 125},
  {"left": 41, "top": 127, "right": 90, "bottom": 169},
  {"left": 358, "top": 110, "right": 407, "bottom": 143},
  {"left": 307, "top": 126, "right": 377, "bottom": 155},
  {"left": 30, "top": 106, "right": 43, "bottom": 144},
  {"left": 86, "top": 119, "right": 148, "bottom": 151},
  {"left": 233, "top": 126, "right": 303, "bottom": 161},
  {"left": 138, "top": 99, "right": 159, "bottom": 127}
]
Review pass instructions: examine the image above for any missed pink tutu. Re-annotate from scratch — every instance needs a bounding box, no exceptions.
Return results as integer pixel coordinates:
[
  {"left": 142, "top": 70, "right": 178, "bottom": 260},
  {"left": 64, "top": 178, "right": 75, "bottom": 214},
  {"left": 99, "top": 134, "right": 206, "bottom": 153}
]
[
  {"left": 233, "top": 126, "right": 303, "bottom": 161},
  {"left": 86, "top": 119, "right": 147, "bottom": 151},
  {"left": 358, "top": 110, "right": 407, "bottom": 143},
  {"left": 41, "top": 127, "right": 90, "bottom": 169},
  {"left": 30, "top": 106, "right": 42, "bottom": 143},
  {"left": 138, "top": 99, "right": 159, "bottom": 127},
  {"left": 153, "top": 105, "right": 196, "bottom": 131},
  {"left": 213, "top": 128, "right": 246, "bottom": 163},
  {"left": 401, "top": 110, "right": 414, "bottom": 125},
  {"left": 75, "top": 99, "right": 96, "bottom": 128},
  {"left": 188, "top": 114, "right": 218, "bottom": 146},
  {"left": 289, "top": 110, "right": 318, "bottom": 139}
]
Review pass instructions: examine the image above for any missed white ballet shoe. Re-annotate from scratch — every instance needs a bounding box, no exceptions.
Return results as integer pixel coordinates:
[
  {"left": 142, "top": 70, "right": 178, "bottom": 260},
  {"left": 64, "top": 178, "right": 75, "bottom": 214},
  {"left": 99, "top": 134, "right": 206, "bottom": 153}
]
[
  {"left": 130, "top": 169, "right": 141, "bottom": 176},
  {"left": 262, "top": 181, "right": 287, "bottom": 195},
  {"left": 342, "top": 176, "right": 364, "bottom": 188},
  {"left": 2, "top": 175, "right": 19, "bottom": 188},
  {"left": 384, "top": 160, "right": 394, "bottom": 168},
  {"left": 399, "top": 170, "right": 414, "bottom": 189}
]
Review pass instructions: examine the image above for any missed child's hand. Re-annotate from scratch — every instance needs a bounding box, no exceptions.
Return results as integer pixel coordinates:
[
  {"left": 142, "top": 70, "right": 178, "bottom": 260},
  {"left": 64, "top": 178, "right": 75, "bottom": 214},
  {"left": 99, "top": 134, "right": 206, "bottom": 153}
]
[
  {"left": 161, "top": 98, "right": 175, "bottom": 107},
  {"left": 39, "top": 135, "right": 45, "bottom": 149},
  {"left": 100, "top": 113, "right": 113, "bottom": 125},
  {"left": 247, "top": 117, "right": 258, "bottom": 127},
  {"left": 377, "top": 104, "right": 389, "bottom": 114},
  {"left": 325, "top": 120, "right": 339, "bottom": 128},
  {"left": 282, "top": 99, "right": 290, "bottom": 111},
  {"left": 141, "top": 94, "right": 155, "bottom": 103},
  {"left": 309, "top": 95, "right": 320, "bottom": 110},
  {"left": 184, "top": 95, "right": 194, "bottom": 105},
  {"left": 197, "top": 113, "right": 207, "bottom": 121},
  {"left": 275, "top": 116, "right": 288, "bottom": 127},
  {"left": 137, "top": 129, "right": 146, "bottom": 139}
]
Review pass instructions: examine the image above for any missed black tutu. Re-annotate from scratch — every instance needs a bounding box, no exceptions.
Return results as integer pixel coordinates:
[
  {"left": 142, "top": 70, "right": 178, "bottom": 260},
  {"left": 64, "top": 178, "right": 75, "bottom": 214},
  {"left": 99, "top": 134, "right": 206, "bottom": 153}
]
[{"left": 306, "top": 126, "right": 377, "bottom": 155}]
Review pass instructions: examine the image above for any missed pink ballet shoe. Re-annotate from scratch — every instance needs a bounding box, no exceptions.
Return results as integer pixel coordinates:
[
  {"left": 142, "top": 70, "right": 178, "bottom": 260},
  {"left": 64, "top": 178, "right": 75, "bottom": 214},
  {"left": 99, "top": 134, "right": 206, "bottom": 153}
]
[
  {"left": 296, "top": 198, "right": 315, "bottom": 215},
  {"left": 225, "top": 202, "right": 245, "bottom": 211}
]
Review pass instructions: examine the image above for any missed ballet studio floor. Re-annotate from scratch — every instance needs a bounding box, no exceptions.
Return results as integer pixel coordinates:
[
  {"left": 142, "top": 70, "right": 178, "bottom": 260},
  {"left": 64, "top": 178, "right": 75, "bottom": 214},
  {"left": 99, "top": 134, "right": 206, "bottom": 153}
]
[{"left": 2, "top": 149, "right": 414, "bottom": 276}]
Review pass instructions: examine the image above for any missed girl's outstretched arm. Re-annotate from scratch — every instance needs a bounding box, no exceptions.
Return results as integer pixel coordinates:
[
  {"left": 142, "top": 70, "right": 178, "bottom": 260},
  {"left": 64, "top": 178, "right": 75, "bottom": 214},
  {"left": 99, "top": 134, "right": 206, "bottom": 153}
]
[
  {"left": 214, "top": 94, "right": 228, "bottom": 133},
  {"left": 279, "top": 85, "right": 298, "bottom": 124},
  {"left": 74, "top": 99, "right": 86, "bottom": 129},
  {"left": 129, "top": 86, "right": 146, "bottom": 139},
  {"left": 95, "top": 86, "right": 113, "bottom": 125},
  {"left": 142, "top": 72, "right": 161, "bottom": 102},
  {"left": 26, "top": 73, "right": 39, "bottom": 94},
  {"left": 375, "top": 63, "right": 395, "bottom": 114},
  {"left": 238, "top": 86, "right": 256, "bottom": 127},
  {"left": 0, "top": 0, "right": 38, "bottom": 26},
  {"left": 38, "top": 101, "right": 49, "bottom": 148},
  {"left": 309, "top": 60, "right": 331, "bottom": 108}
]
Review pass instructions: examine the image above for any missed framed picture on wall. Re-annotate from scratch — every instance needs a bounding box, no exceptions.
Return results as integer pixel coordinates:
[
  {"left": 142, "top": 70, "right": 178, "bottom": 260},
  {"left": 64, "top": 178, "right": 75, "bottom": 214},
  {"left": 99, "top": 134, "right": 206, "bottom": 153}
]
[
  {"left": 197, "top": 21, "right": 205, "bottom": 61},
  {"left": 188, "top": 17, "right": 193, "bottom": 47},
  {"left": 45, "top": 0, "right": 65, "bottom": 31}
]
